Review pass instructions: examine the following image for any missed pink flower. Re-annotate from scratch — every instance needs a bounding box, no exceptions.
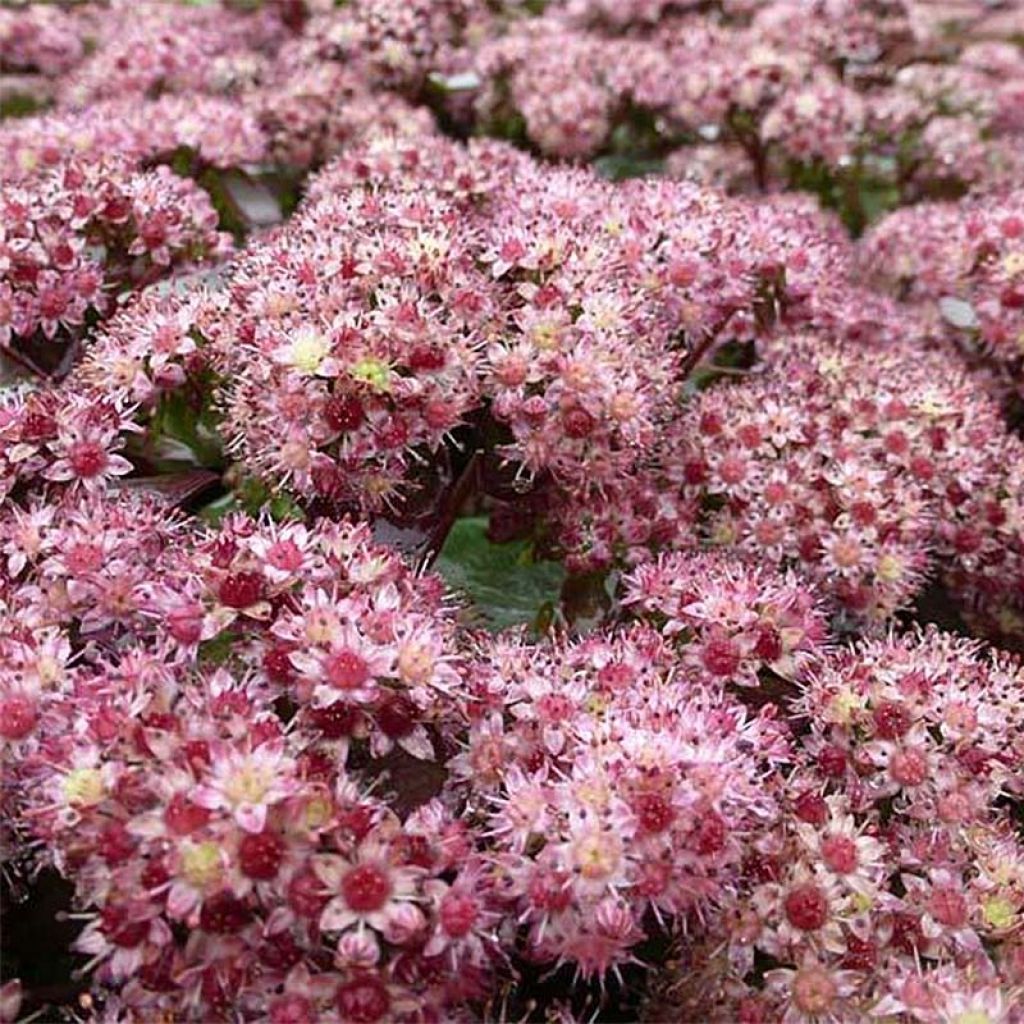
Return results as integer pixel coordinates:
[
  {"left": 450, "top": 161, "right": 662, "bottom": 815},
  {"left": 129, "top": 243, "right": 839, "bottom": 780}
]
[
  {"left": 193, "top": 739, "right": 299, "bottom": 834},
  {"left": 315, "top": 829, "right": 424, "bottom": 940}
]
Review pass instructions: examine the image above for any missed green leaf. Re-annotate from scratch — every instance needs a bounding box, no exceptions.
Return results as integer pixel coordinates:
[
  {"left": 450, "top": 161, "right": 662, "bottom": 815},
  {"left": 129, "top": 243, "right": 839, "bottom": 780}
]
[
  {"left": 198, "top": 493, "right": 237, "bottom": 526},
  {"left": 1, "top": 92, "right": 48, "bottom": 120},
  {"left": 269, "top": 493, "right": 305, "bottom": 522},
  {"left": 149, "top": 390, "right": 224, "bottom": 470},
  {"left": 198, "top": 478, "right": 303, "bottom": 525},
  {"left": 594, "top": 155, "right": 665, "bottom": 182},
  {"left": 198, "top": 632, "right": 234, "bottom": 666},
  {"left": 435, "top": 517, "right": 565, "bottom": 633}
]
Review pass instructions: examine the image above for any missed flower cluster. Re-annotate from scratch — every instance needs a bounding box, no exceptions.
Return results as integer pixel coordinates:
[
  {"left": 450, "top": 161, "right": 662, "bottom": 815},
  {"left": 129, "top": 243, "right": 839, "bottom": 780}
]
[
  {"left": 8, "top": 1, "right": 1024, "bottom": 1021},
  {"left": 1, "top": 157, "right": 231, "bottom": 374},
  {"left": 214, "top": 138, "right": 496, "bottom": 511},
  {"left": 471, "top": 22, "right": 623, "bottom": 160},
  {"left": 669, "top": 349, "right": 928, "bottom": 625},
  {"left": 937, "top": 444, "right": 1024, "bottom": 652},
  {"left": 480, "top": 167, "right": 687, "bottom": 488},
  {"left": 246, "top": 59, "right": 434, "bottom": 170},
  {"left": 0, "top": 3, "right": 88, "bottom": 78},
  {"left": 1, "top": 386, "right": 138, "bottom": 502},
  {"left": 0, "top": 491, "right": 475, "bottom": 1019},
  {"left": 2, "top": 492, "right": 463, "bottom": 753},
  {"left": 455, "top": 0, "right": 1024, "bottom": 221},
  {"left": 538, "top": 461, "right": 700, "bottom": 575},
  {"left": 667, "top": 336, "right": 1016, "bottom": 628},
  {"left": 452, "top": 626, "right": 792, "bottom": 978},
  {"left": 54, "top": 1, "right": 284, "bottom": 110},
  {"left": 10, "top": 645, "right": 499, "bottom": 1019},
  {"left": 624, "top": 551, "right": 829, "bottom": 689},
  {"left": 78, "top": 137, "right": 862, "bottom": 518},
  {"left": 0, "top": 95, "right": 269, "bottom": 184},
  {"left": 646, "top": 629, "right": 1024, "bottom": 1024},
  {"left": 860, "top": 191, "right": 1024, "bottom": 387},
  {"left": 794, "top": 629, "right": 1024, "bottom": 810},
  {"left": 293, "top": 0, "right": 485, "bottom": 94}
]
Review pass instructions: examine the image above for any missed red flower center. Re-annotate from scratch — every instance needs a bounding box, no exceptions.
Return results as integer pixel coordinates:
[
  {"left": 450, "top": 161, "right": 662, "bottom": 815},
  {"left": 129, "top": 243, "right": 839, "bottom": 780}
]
[
  {"left": 872, "top": 701, "right": 910, "bottom": 739},
  {"left": 0, "top": 695, "right": 37, "bottom": 740},
  {"left": 69, "top": 441, "right": 108, "bottom": 478},
  {"left": 341, "top": 863, "right": 392, "bottom": 913},
  {"left": 238, "top": 831, "right": 286, "bottom": 880},
  {"left": 702, "top": 635, "right": 741, "bottom": 677},
  {"left": 336, "top": 976, "right": 391, "bottom": 1024},
  {"left": 324, "top": 394, "right": 366, "bottom": 433},
  {"left": 784, "top": 883, "right": 829, "bottom": 931},
  {"left": 633, "top": 792, "right": 675, "bottom": 834},
  {"left": 794, "top": 791, "right": 827, "bottom": 825},
  {"left": 218, "top": 571, "right": 265, "bottom": 609},
  {"left": 889, "top": 747, "right": 928, "bottom": 787},
  {"left": 821, "top": 835, "right": 858, "bottom": 875},
  {"left": 440, "top": 891, "right": 479, "bottom": 938},
  {"left": 326, "top": 649, "right": 370, "bottom": 691}
]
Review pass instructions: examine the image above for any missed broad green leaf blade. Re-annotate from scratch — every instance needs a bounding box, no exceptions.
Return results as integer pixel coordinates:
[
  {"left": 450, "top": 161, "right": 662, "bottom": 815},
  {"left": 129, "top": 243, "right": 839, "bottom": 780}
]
[{"left": 435, "top": 517, "right": 565, "bottom": 633}]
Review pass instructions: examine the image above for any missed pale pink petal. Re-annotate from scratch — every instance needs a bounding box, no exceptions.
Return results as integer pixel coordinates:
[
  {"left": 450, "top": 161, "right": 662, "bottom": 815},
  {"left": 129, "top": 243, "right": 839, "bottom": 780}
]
[
  {"left": 166, "top": 881, "right": 199, "bottom": 920},
  {"left": 319, "top": 898, "right": 357, "bottom": 934},
  {"left": 106, "top": 454, "right": 134, "bottom": 477},
  {"left": 111, "top": 945, "right": 143, "bottom": 980},
  {"left": 398, "top": 726, "right": 434, "bottom": 761},
  {"left": 42, "top": 460, "right": 74, "bottom": 481},
  {"left": 236, "top": 802, "right": 267, "bottom": 833},
  {"left": 191, "top": 785, "right": 221, "bottom": 811}
]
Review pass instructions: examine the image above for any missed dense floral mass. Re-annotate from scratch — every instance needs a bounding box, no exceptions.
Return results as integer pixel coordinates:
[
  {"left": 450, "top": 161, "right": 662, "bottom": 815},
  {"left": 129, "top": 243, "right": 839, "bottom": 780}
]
[{"left": 3, "top": 1, "right": 1024, "bottom": 1022}]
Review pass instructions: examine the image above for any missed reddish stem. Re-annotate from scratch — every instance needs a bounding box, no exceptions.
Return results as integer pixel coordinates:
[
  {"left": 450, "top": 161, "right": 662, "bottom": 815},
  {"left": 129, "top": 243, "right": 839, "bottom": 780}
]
[
  {"left": 1, "top": 343, "right": 54, "bottom": 383},
  {"left": 423, "top": 450, "right": 482, "bottom": 566},
  {"left": 680, "top": 307, "right": 738, "bottom": 379}
]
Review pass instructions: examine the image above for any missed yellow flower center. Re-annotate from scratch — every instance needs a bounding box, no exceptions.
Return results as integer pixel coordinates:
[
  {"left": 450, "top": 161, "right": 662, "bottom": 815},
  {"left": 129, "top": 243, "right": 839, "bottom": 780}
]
[
  {"left": 302, "top": 795, "right": 333, "bottom": 832},
  {"left": 573, "top": 830, "right": 622, "bottom": 882},
  {"left": 876, "top": 554, "right": 905, "bottom": 583},
  {"left": 181, "top": 842, "right": 223, "bottom": 889},
  {"left": 576, "top": 776, "right": 611, "bottom": 812},
  {"left": 397, "top": 643, "right": 435, "bottom": 686},
  {"left": 350, "top": 357, "right": 392, "bottom": 392},
  {"left": 531, "top": 323, "right": 561, "bottom": 351},
  {"left": 62, "top": 768, "right": 105, "bottom": 807},
  {"left": 304, "top": 609, "right": 339, "bottom": 645},
  {"left": 411, "top": 232, "right": 448, "bottom": 261},
  {"left": 288, "top": 330, "right": 331, "bottom": 375},
  {"left": 817, "top": 355, "right": 845, "bottom": 378},
  {"left": 851, "top": 891, "right": 874, "bottom": 914},
  {"left": 915, "top": 388, "right": 952, "bottom": 417},
  {"left": 223, "top": 765, "right": 271, "bottom": 807},
  {"left": 953, "top": 1012, "right": 993, "bottom": 1024},
  {"left": 794, "top": 92, "right": 821, "bottom": 118},
  {"left": 35, "top": 653, "right": 63, "bottom": 687},
  {"left": 982, "top": 895, "right": 1016, "bottom": 930},
  {"left": 610, "top": 392, "right": 639, "bottom": 422},
  {"left": 1003, "top": 251, "right": 1024, "bottom": 277},
  {"left": 830, "top": 688, "right": 864, "bottom": 724}
]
